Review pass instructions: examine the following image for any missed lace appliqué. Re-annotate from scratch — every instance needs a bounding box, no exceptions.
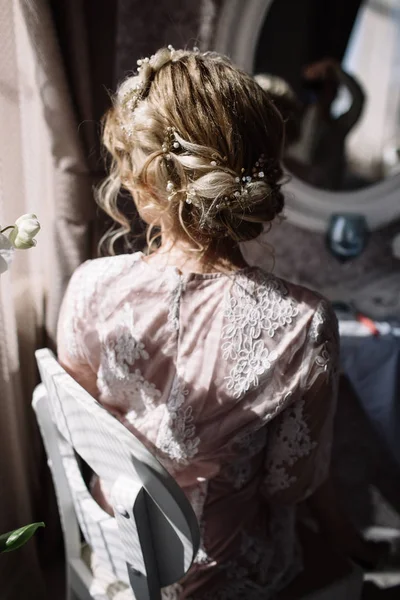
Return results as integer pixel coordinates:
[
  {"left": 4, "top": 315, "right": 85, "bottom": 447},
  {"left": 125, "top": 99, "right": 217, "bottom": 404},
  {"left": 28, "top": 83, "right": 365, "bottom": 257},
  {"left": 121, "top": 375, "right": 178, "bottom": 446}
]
[
  {"left": 264, "top": 397, "right": 317, "bottom": 494},
  {"left": 308, "top": 299, "right": 339, "bottom": 380},
  {"left": 225, "top": 461, "right": 253, "bottom": 490},
  {"left": 223, "top": 428, "right": 268, "bottom": 490},
  {"left": 202, "top": 508, "right": 301, "bottom": 600},
  {"left": 233, "top": 427, "right": 267, "bottom": 456},
  {"left": 167, "top": 271, "right": 186, "bottom": 332},
  {"left": 156, "top": 376, "right": 200, "bottom": 467},
  {"left": 98, "top": 303, "right": 161, "bottom": 413},
  {"left": 222, "top": 272, "right": 299, "bottom": 398},
  {"left": 309, "top": 299, "right": 332, "bottom": 344}
]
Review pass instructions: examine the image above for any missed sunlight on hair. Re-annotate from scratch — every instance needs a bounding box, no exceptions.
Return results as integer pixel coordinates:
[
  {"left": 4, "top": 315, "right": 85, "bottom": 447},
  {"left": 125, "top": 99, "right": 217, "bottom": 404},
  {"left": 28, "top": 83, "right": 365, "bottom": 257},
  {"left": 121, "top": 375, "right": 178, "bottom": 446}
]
[{"left": 96, "top": 47, "right": 286, "bottom": 256}]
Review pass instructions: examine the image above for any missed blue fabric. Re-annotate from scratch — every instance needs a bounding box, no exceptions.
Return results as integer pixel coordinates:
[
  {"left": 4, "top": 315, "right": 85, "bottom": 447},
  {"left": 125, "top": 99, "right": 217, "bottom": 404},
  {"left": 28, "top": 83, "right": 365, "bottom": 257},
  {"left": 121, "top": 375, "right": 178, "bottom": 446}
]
[{"left": 340, "top": 333, "right": 400, "bottom": 468}]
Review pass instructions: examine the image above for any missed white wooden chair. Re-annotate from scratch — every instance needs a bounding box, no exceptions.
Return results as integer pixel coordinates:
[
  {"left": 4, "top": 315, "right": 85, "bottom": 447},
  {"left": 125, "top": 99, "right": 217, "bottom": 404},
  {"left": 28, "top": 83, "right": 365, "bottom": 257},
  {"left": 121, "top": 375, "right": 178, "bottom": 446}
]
[
  {"left": 33, "top": 348, "right": 363, "bottom": 600},
  {"left": 33, "top": 348, "right": 200, "bottom": 600}
]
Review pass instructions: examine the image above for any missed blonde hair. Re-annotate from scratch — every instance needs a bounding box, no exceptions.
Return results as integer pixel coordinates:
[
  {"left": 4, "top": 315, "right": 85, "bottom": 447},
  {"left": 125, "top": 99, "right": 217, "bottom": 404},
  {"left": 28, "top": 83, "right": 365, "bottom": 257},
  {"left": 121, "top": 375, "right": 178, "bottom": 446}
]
[{"left": 97, "top": 48, "right": 285, "bottom": 255}]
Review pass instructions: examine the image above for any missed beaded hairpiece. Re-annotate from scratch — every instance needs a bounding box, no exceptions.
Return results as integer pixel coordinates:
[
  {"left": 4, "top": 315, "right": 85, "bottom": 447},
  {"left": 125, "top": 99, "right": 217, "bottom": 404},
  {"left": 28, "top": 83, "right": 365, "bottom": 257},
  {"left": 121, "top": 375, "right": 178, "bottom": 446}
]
[
  {"left": 163, "top": 127, "right": 181, "bottom": 200},
  {"left": 119, "top": 46, "right": 175, "bottom": 139},
  {"left": 120, "top": 45, "right": 202, "bottom": 140},
  {"left": 161, "top": 127, "right": 268, "bottom": 210}
]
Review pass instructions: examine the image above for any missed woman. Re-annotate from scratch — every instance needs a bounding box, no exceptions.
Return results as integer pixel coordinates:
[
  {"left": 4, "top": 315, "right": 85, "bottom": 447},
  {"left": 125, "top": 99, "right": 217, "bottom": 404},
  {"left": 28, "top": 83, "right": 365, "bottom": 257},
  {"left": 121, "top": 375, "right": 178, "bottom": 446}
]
[
  {"left": 287, "top": 58, "right": 365, "bottom": 190},
  {"left": 57, "top": 47, "right": 339, "bottom": 599}
]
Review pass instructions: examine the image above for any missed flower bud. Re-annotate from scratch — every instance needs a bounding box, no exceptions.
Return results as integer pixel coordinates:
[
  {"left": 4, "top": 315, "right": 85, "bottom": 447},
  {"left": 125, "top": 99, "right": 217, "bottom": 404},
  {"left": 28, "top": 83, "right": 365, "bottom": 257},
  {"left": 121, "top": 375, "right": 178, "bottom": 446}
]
[{"left": 8, "top": 214, "right": 40, "bottom": 249}]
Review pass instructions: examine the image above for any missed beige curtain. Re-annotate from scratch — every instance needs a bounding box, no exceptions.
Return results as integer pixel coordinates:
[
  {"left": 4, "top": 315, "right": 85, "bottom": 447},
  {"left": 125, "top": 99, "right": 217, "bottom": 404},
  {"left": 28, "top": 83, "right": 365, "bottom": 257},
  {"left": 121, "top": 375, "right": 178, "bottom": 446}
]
[
  {"left": 0, "top": 1, "right": 95, "bottom": 597},
  {"left": 20, "top": 0, "right": 96, "bottom": 338}
]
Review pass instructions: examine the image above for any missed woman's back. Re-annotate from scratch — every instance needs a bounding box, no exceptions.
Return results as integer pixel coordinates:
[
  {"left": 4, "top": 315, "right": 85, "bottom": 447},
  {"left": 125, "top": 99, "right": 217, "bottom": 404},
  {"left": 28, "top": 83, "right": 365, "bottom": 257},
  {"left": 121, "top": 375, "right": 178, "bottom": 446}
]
[{"left": 58, "top": 251, "right": 338, "bottom": 599}]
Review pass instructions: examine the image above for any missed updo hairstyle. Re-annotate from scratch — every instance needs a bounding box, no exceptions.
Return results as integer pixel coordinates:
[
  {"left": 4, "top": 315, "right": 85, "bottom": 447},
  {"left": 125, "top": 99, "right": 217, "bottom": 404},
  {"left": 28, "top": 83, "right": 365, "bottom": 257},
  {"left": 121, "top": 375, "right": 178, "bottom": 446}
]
[{"left": 97, "top": 47, "right": 286, "bottom": 254}]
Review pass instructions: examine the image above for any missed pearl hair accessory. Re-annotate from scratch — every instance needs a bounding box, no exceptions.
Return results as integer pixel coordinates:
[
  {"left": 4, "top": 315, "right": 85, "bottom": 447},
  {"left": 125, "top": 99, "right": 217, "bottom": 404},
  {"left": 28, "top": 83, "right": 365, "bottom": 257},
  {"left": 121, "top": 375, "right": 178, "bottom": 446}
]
[
  {"left": 120, "top": 82, "right": 145, "bottom": 138},
  {"left": 217, "top": 154, "right": 268, "bottom": 208},
  {"left": 120, "top": 46, "right": 204, "bottom": 141},
  {"left": 162, "top": 126, "right": 180, "bottom": 160},
  {"left": 166, "top": 180, "right": 177, "bottom": 201},
  {"left": 161, "top": 127, "right": 270, "bottom": 211},
  {"left": 186, "top": 187, "right": 197, "bottom": 205},
  {"left": 120, "top": 45, "right": 176, "bottom": 139},
  {"left": 162, "top": 127, "right": 187, "bottom": 203}
]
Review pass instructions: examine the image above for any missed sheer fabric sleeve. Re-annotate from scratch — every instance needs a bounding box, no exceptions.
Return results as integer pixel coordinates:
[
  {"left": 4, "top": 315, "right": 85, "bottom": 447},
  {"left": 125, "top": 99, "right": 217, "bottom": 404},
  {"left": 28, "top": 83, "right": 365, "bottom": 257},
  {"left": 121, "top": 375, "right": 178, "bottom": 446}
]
[
  {"left": 262, "top": 299, "right": 339, "bottom": 504},
  {"left": 56, "top": 260, "right": 99, "bottom": 398}
]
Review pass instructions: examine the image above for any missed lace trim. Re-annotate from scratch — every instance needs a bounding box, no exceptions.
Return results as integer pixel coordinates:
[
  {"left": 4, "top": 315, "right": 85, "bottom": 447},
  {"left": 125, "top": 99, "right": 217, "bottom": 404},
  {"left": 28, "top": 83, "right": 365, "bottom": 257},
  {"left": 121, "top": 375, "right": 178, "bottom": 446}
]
[
  {"left": 167, "top": 272, "right": 186, "bottom": 332},
  {"left": 264, "top": 398, "right": 317, "bottom": 494},
  {"left": 222, "top": 272, "right": 299, "bottom": 398},
  {"left": 156, "top": 376, "right": 200, "bottom": 467}
]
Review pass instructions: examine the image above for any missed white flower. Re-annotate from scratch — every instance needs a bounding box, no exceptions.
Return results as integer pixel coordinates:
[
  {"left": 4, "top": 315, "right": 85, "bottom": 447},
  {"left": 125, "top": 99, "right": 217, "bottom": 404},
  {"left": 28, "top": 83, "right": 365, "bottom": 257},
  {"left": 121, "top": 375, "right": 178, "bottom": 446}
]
[
  {"left": 0, "top": 232, "right": 14, "bottom": 274},
  {"left": 8, "top": 214, "right": 40, "bottom": 249}
]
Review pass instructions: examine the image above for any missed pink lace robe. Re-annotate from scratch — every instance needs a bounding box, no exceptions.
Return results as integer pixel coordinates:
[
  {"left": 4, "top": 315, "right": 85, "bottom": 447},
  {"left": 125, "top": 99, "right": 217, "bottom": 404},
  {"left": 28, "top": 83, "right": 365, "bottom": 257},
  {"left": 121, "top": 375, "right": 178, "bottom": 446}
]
[{"left": 57, "top": 252, "right": 339, "bottom": 600}]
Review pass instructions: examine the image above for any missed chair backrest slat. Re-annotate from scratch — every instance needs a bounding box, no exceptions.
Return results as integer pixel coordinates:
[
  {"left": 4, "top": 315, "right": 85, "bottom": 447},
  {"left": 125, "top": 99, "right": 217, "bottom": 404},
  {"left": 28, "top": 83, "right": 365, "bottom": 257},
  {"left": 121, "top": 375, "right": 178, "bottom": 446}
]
[{"left": 34, "top": 348, "right": 200, "bottom": 598}]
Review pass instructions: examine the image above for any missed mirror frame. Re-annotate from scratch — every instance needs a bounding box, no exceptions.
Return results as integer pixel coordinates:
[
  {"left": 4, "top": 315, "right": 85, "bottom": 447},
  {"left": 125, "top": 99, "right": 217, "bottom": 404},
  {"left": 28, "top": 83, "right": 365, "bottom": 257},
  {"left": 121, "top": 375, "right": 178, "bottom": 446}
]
[{"left": 214, "top": 0, "right": 400, "bottom": 232}]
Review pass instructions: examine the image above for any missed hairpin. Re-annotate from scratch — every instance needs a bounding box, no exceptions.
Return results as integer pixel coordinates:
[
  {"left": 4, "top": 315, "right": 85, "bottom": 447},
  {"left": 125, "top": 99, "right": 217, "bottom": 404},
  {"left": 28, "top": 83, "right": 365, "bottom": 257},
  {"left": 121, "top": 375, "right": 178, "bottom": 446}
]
[
  {"left": 166, "top": 180, "right": 177, "bottom": 201},
  {"left": 186, "top": 187, "right": 197, "bottom": 205},
  {"left": 162, "top": 127, "right": 181, "bottom": 161},
  {"left": 212, "top": 154, "right": 267, "bottom": 209},
  {"left": 121, "top": 46, "right": 176, "bottom": 139}
]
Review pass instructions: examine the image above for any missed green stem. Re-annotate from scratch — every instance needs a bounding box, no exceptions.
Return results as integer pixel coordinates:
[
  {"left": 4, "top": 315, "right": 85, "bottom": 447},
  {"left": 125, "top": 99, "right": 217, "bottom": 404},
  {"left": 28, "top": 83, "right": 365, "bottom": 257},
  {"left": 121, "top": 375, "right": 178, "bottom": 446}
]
[{"left": 0, "top": 226, "right": 14, "bottom": 234}]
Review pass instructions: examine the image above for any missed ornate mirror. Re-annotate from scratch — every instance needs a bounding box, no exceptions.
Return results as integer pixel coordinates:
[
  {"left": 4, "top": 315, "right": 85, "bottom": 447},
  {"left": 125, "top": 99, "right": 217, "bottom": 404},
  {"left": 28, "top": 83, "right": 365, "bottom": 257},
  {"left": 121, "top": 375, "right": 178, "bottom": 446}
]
[{"left": 215, "top": 0, "right": 400, "bottom": 233}]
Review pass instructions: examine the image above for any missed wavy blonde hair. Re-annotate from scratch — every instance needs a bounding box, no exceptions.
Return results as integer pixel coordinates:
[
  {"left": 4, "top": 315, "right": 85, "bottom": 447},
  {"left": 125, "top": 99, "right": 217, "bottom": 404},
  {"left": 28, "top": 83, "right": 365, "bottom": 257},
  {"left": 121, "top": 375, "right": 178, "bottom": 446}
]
[{"left": 97, "top": 48, "right": 286, "bottom": 255}]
